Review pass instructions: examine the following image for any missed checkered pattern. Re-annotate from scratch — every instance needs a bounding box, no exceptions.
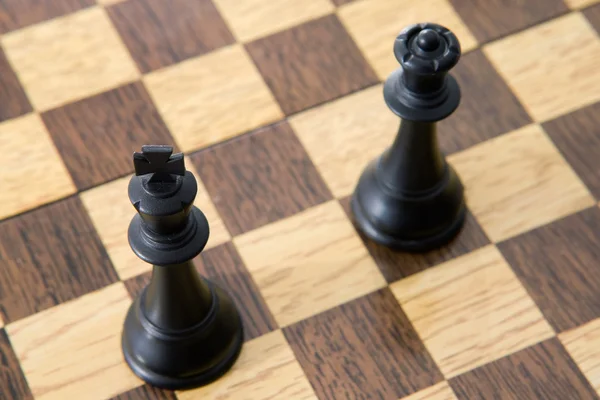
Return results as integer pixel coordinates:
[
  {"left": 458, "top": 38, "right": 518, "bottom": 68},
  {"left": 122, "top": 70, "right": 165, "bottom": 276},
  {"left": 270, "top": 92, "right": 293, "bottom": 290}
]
[{"left": 1, "top": 0, "right": 600, "bottom": 399}]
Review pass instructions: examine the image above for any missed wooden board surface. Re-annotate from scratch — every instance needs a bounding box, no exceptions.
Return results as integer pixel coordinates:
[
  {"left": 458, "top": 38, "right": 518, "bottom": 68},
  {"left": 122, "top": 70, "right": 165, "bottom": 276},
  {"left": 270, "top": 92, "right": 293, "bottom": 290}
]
[{"left": 1, "top": 0, "right": 600, "bottom": 399}]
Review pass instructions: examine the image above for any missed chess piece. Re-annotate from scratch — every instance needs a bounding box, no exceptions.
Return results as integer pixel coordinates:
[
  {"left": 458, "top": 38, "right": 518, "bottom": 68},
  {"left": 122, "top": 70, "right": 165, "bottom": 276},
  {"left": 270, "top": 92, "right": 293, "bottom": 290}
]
[
  {"left": 121, "top": 145, "right": 244, "bottom": 390},
  {"left": 350, "top": 23, "right": 466, "bottom": 252}
]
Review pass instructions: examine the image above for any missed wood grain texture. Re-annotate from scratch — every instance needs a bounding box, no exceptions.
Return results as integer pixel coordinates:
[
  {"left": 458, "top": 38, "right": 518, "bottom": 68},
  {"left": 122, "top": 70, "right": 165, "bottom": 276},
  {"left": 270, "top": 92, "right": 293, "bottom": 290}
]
[
  {"left": 197, "top": 242, "right": 278, "bottom": 342},
  {"left": 498, "top": 206, "right": 600, "bottom": 333},
  {"left": 338, "top": 0, "right": 478, "bottom": 80},
  {"left": 107, "top": 0, "right": 235, "bottom": 73},
  {"left": 483, "top": 12, "right": 600, "bottom": 122},
  {"left": 332, "top": 0, "right": 357, "bottom": 5},
  {"left": 543, "top": 101, "right": 600, "bottom": 200},
  {"left": 83, "top": 175, "right": 155, "bottom": 282},
  {"left": 123, "top": 272, "right": 150, "bottom": 300},
  {"left": 560, "top": 318, "right": 600, "bottom": 395},
  {"left": 448, "top": 338, "right": 599, "bottom": 400},
  {"left": 42, "top": 81, "right": 175, "bottom": 190},
  {"left": 185, "top": 160, "right": 233, "bottom": 250},
  {"left": 568, "top": 0, "right": 600, "bottom": 9},
  {"left": 234, "top": 200, "right": 386, "bottom": 327},
  {"left": 192, "top": 121, "right": 332, "bottom": 235},
  {"left": 144, "top": 44, "right": 283, "bottom": 152},
  {"left": 245, "top": 14, "right": 378, "bottom": 115},
  {"left": 110, "top": 384, "right": 176, "bottom": 400},
  {"left": 6, "top": 283, "right": 140, "bottom": 400},
  {"left": 0, "top": 114, "right": 76, "bottom": 221},
  {"left": 213, "top": 0, "right": 334, "bottom": 42},
  {"left": 1, "top": 1, "right": 599, "bottom": 398},
  {"left": 449, "top": 124, "right": 595, "bottom": 243},
  {"left": 340, "top": 197, "right": 490, "bottom": 282},
  {"left": 438, "top": 49, "right": 532, "bottom": 154},
  {"left": 1, "top": 6, "right": 139, "bottom": 111},
  {"left": 0, "top": 196, "right": 118, "bottom": 324},
  {"left": 284, "top": 288, "right": 444, "bottom": 400},
  {"left": 0, "top": 47, "right": 32, "bottom": 123},
  {"left": 400, "top": 382, "right": 458, "bottom": 400},
  {"left": 0, "top": 0, "right": 94, "bottom": 34},
  {"left": 584, "top": 2, "right": 600, "bottom": 31},
  {"left": 289, "top": 84, "right": 397, "bottom": 198},
  {"left": 449, "top": 0, "right": 568, "bottom": 43},
  {"left": 178, "top": 330, "right": 317, "bottom": 400},
  {"left": 0, "top": 329, "right": 33, "bottom": 400},
  {"left": 391, "top": 245, "right": 554, "bottom": 379}
]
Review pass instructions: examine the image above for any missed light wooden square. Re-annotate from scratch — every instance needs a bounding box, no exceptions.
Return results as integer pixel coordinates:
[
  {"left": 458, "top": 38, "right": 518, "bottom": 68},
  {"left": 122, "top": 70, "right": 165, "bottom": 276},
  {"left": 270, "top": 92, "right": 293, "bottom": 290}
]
[
  {"left": 144, "top": 44, "right": 283, "bottom": 153},
  {"left": 80, "top": 158, "right": 230, "bottom": 280},
  {"left": 484, "top": 12, "right": 600, "bottom": 122},
  {"left": 1, "top": 7, "right": 139, "bottom": 111},
  {"left": 290, "top": 84, "right": 397, "bottom": 198},
  {"left": 564, "top": 0, "right": 600, "bottom": 9},
  {"left": 5, "top": 283, "right": 140, "bottom": 400},
  {"left": 97, "top": 0, "right": 126, "bottom": 5},
  {"left": 0, "top": 113, "right": 76, "bottom": 220},
  {"left": 448, "top": 124, "right": 595, "bottom": 243},
  {"left": 390, "top": 245, "right": 555, "bottom": 378},
  {"left": 338, "top": 0, "right": 478, "bottom": 80},
  {"left": 234, "top": 200, "right": 386, "bottom": 327},
  {"left": 400, "top": 381, "right": 458, "bottom": 400},
  {"left": 560, "top": 318, "right": 600, "bottom": 395},
  {"left": 214, "top": 0, "right": 335, "bottom": 43},
  {"left": 178, "top": 330, "right": 317, "bottom": 400}
]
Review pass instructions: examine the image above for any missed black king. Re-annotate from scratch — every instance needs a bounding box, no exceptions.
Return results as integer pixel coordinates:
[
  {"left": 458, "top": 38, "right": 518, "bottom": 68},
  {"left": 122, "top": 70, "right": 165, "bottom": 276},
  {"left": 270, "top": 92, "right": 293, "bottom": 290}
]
[{"left": 121, "top": 145, "right": 244, "bottom": 390}]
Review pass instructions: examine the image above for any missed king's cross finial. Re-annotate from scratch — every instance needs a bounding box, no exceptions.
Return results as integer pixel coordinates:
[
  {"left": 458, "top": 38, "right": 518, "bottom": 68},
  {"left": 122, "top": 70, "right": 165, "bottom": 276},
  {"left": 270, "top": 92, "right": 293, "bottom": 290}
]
[{"left": 133, "top": 145, "right": 185, "bottom": 183}]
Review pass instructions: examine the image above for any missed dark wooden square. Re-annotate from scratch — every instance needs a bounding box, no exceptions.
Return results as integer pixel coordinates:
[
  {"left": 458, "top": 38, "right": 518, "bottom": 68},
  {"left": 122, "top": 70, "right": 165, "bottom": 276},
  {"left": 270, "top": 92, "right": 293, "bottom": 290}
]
[
  {"left": 0, "top": 0, "right": 94, "bottom": 34},
  {"left": 191, "top": 121, "right": 333, "bottom": 235},
  {"left": 439, "top": 49, "right": 532, "bottom": 154},
  {"left": 0, "top": 329, "right": 33, "bottom": 400},
  {"left": 197, "top": 242, "right": 277, "bottom": 342},
  {"left": 543, "top": 101, "right": 600, "bottom": 199},
  {"left": 109, "top": 384, "right": 175, "bottom": 400},
  {"left": 284, "top": 288, "right": 444, "bottom": 399},
  {"left": 449, "top": 0, "right": 569, "bottom": 44},
  {"left": 123, "top": 272, "right": 150, "bottom": 300},
  {"left": 41, "top": 81, "right": 176, "bottom": 190},
  {"left": 124, "top": 242, "right": 277, "bottom": 343},
  {"left": 584, "top": 3, "right": 600, "bottom": 34},
  {"left": 245, "top": 14, "right": 378, "bottom": 115},
  {"left": 498, "top": 206, "right": 600, "bottom": 333},
  {"left": 106, "top": 0, "right": 235, "bottom": 73},
  {"left": 339, "top": 197, "right": 491, "bottom": 283},
  {"left": 449, "top": 338, "right": 598, "bottom": 400},
  {"left": 331, "top": 0, "right": 358, "bottom": 5},
  {"left": 0, "top": 197, "right": 119, "bottom": 324},
  {"left": 0, "top": 46, "right": 32, "bottom": 123}
]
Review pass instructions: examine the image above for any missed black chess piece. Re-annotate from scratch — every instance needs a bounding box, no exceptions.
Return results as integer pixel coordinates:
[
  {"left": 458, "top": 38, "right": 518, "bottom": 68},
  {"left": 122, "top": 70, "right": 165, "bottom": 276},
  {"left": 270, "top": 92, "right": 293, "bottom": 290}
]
[
  {"left": 350, "top": 23, "right": 466, "bottom": 252},
  {"left": 121, "top": 145, "right": 244, "bottom": 390}
]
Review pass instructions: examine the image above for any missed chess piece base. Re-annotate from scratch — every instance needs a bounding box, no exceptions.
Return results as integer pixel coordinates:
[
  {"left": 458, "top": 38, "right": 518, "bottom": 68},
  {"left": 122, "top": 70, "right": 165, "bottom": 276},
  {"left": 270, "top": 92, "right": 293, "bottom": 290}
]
[
  {"left": 121, "top": 281, "right": 244, "bottom": 391},
  {"left": 350, "top": 156, "right": 466, "bottom": 252}
]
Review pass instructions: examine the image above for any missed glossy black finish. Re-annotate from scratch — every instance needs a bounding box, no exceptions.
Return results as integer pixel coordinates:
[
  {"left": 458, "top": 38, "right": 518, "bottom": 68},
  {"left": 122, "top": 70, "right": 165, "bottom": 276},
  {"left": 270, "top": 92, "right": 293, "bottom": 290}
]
[
  {"left": 350, "top": 23, "right": 466, "bottom": 252},
  {"left": 122, "top": 145, "right": 244, "bottom": 390}
]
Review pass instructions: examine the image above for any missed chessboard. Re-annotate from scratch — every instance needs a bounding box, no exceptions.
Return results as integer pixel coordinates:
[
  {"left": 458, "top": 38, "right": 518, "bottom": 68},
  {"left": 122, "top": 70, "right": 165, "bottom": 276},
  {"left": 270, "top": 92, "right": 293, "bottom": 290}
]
[{"left": 1, "top": 0, "right": 600, "bottom": 399}]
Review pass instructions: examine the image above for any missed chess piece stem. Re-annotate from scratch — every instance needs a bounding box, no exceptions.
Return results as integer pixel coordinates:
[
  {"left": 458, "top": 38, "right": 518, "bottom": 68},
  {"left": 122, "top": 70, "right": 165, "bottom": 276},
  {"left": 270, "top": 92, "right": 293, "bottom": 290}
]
[
  {"left": 122, "top": 145, "right": 244, "bottom": 390},
  {"left": 379, "top": 120, "right": 445, "bottom": 192},
  {"left": 350, "top": 23, "right": 466, "bottom": 252},
  {"left": 143, "top": 262, "right": 212, "bottom": 330}
]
